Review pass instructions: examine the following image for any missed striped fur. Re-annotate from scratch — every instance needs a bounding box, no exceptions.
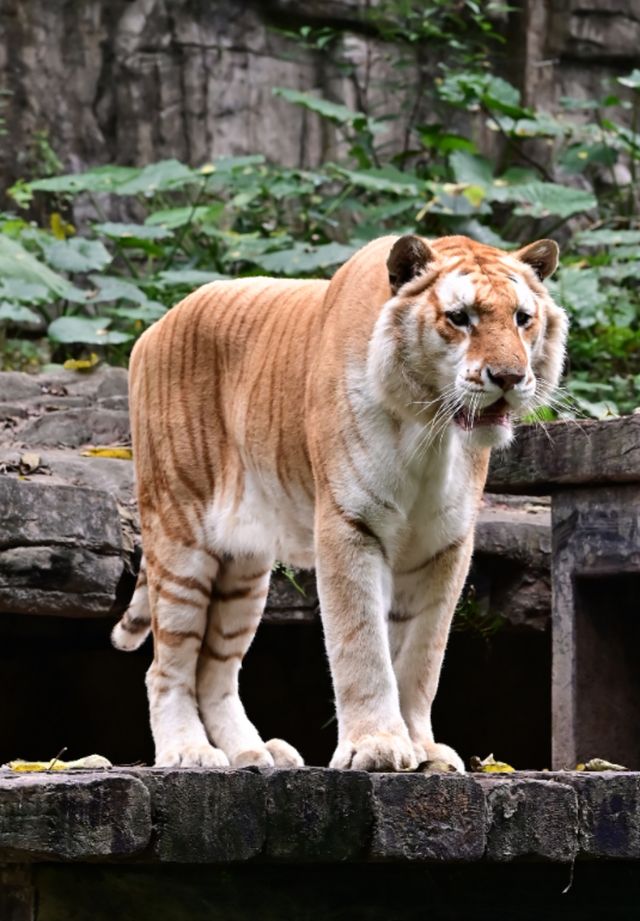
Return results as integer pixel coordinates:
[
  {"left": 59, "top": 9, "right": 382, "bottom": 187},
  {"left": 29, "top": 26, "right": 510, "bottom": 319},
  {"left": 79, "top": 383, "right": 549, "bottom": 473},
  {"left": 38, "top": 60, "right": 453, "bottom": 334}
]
[{"left": 112, "top": 234, "right": 567, "bottom": 770}]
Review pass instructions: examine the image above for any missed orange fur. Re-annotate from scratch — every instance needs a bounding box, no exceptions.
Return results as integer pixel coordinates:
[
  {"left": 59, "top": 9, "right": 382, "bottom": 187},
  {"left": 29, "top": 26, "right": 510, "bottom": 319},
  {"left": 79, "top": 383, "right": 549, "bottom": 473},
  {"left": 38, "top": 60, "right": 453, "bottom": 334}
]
[{"left": 112, "top": 234, "right": 567, "bottom": 770}]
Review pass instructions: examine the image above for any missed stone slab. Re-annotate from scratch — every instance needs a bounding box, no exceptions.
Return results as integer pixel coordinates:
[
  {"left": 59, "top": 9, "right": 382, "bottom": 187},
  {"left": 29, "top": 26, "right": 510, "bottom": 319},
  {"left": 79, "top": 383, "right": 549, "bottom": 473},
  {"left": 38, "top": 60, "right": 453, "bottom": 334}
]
[
  {"left": 370, "top": 774, "right": 486, "bottom": 862},
  {"left": 0, "top": 772, "right": 151, "bottom": 860},
  {"left": 0, "top": 479, "right": 129, "bottom": 618},
  {"left": 264, "top": 768, "right": 372, "bottom": 860},
  {"left": 139, "top": 769, "right": 266, "bottom": 863},
  {"left": 487, "top": 416, "right": 640, "bottom": 493},
  {"left": 478, "top": 776, "right": 578, "bottom": 861},
  {"left": 0, "top": 769, "right": 639, "bottom": 865}
]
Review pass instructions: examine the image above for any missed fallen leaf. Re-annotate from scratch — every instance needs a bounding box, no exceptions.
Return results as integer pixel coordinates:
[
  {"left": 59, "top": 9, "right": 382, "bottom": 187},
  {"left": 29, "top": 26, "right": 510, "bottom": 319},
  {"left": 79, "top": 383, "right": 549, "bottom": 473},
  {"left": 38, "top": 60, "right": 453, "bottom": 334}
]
[
  {"left": 6, "top": 754, "right": 112, "bottom": 772},
  {"left": 20, "top": 452, "right": 41, "bottom": 473},
  {"left": 576, "top": 758, "right": 627, "bottom": 772},
  {"left": 470, "top": 753, "right": 515, "bottom": 773},
  {"left": 81, "top": 446, "right": 133, "bottom": 460},
  {"left": 63, "top": 353, "right": 100, "bottom": 372}
]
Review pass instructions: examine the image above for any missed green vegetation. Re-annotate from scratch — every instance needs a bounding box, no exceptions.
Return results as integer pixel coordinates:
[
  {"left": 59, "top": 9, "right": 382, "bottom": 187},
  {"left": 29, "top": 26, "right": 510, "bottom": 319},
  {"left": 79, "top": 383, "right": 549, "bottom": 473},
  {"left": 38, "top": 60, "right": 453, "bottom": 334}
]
[{"left": 1, "top": 30, "right": 639, "bottom": 414}]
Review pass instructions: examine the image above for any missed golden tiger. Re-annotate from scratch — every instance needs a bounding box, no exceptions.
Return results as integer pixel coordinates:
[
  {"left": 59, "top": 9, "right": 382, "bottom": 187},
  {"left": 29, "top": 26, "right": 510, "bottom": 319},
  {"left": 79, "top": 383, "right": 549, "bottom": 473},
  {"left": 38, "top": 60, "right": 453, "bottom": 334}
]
[{"left": 112, "top": 234, "right": 567, "bottom": 772}]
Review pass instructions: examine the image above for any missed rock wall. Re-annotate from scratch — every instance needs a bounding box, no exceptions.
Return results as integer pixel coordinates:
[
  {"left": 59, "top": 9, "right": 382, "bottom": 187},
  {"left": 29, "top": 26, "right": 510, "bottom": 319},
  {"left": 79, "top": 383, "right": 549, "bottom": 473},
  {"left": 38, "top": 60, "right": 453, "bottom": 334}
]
[{"left": 0, "top": 1, "right": 637, "bottom": 187}]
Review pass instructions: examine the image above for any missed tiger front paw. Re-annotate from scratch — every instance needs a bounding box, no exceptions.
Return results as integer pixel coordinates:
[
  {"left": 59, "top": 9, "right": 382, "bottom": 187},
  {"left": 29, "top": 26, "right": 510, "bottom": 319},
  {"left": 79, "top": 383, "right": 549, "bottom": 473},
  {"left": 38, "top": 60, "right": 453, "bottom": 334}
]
[
  {"left": 155, "top": 742, "right": 230, "bottom": 768},
  {"left": 414, "top": 740, "right": 465, "bottom": 774},
  {"left": 330, "top": 730, "right": 417, "bottom": 772}
]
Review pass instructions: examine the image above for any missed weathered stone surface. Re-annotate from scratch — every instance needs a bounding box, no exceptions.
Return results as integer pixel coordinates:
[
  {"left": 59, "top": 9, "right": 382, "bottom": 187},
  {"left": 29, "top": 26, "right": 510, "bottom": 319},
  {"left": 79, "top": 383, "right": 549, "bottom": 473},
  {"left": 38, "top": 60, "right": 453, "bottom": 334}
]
[
  {"left": 473, "top": 496, "right": 551, "bottom": 631},
  {"left": 1, "top": 0, "right": 636, "bottom": 191},
  {"left": 140, "top": 769, "right": 266, "bottom": 863},
  {"left": 264, "top": 768, "right": 371, "bottom": 860},
  {"left": 18, "top": 409, "right": 130, "bottom": 450},
  {"left": 1, "top": 769, "right": 640, "bottom": 866},
  {"left": 479, "top": 776, "right": 578, "bottom": 862},
  {"left": 569, "top": 773, "right": 640, "bottom": 859},
  {"left": 370, "top": 774, "right": 486, "bottom": 862},
  {"left": 487, "top": 417, "right": 640, "bottom": 493},
  {"left": 0, "top": 478, "right": 129, "bottom": 617},
  {"left": 0, "top": 478, "right": 122, "bottom": 552},
  {"left": 0, "top": 772, "right": 151, "bottom": 860}
]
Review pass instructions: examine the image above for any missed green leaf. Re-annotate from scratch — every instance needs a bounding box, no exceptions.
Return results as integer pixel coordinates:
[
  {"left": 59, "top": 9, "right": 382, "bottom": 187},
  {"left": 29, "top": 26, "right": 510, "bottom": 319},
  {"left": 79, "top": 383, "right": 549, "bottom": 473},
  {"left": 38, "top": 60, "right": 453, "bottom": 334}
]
[
  {"left": 87, "top": 274, "right": 150, "bottom": 305},
  {"left": 113, "top": 159, "right": 197, "bottom": 196},
  {"left": 41, "top": 237, "right": 113, "bottom": 274},
  {"left": 489, "top": 181, "right": 597, "bottom": 218},
  {"left": 553, "top": 266, "right": 606, "bottom": 324},
  {"left": 48, "top": 315, "right": 133, "bottom": 345},
  {"left": 145, "top": 204, "right": 224, "bottom": 229},
  {"left": 573, "top": 229, "right": 640, "bottom": 247},
  {"left": 559, "top": 143, "right": 617, "bottom": 174},
  {"left": 0, "top": 235, "right": 87, "bottom": 302},
  {"left": 452, "top": 220, "right": 516, "bottom": 249},
  {"left": 94, "top": 222, "right": 174, "bottom": 241},
  {"left": 491, "top": 113, "right": 567, "bottom": 138},
  {"left": 438, "top": 72, "right": 529, "bottom": 119},
  {"left": 273, "top": 88, "right": 384, "bottom": 133},
  {"left": 106, "top": 303, "right": 168, "bottom": 322},
  {"left": 419, "top": 125, "right": 477, "bottom": 154},
  {"left": 28, "top": 165, "right": 140, "bottom": 194},
  {"left": 252, "top": 241, "right": 358, "bottom": 274},
  {"left": 330, "top": 165, "right": 421, "bottom": 196},
  {"left": 0, "top": 279, "right": 49, "bottom": 303},
  {"left": 0, "top": 302, "right": 43, "bottom": 327},
  {"left": 449, "top": 151, "right": 493, "bottom": 186},
  {"left": 155, "top": 269, "right": 228, "bottom": 287}
]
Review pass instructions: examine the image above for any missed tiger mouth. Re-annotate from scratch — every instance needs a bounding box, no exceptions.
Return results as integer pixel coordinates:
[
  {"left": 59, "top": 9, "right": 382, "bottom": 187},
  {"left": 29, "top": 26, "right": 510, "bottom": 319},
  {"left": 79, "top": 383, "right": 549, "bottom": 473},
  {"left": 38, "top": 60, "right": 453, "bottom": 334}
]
[{"left": 454, "top": 398, "right": 511, "bottom": 430}]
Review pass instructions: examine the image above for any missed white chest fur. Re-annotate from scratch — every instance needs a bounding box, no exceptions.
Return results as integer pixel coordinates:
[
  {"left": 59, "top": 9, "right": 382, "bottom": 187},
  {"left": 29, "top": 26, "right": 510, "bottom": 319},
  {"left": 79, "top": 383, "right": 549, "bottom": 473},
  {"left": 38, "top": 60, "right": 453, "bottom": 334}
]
[{"left": 394, "top": 425, "right": 476, "bottom": 570}]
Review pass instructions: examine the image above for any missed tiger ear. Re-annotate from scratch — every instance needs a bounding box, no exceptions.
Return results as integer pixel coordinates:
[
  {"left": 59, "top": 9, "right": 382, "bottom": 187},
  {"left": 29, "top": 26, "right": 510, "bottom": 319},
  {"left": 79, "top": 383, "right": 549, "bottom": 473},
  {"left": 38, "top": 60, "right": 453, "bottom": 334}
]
[
  {"left": 387, "top": 235, "right": 434, "bottom": 294},
  {"left": 516, "top": 239, "right": 559, "bottom": 281}
]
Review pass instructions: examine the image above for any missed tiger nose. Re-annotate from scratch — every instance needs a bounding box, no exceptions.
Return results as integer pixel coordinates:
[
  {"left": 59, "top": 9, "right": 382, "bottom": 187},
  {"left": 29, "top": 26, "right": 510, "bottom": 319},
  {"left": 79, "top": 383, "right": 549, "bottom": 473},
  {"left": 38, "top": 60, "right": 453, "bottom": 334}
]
[{"left": 487, "top": 367, "right": 525, "bottom": 391}]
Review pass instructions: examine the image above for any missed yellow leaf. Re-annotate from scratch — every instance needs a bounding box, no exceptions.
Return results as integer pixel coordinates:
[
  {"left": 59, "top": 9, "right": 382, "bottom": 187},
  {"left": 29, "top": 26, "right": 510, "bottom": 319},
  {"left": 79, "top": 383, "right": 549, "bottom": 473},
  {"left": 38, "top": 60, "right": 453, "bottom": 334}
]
[
  {"left": 81, "top": 446, "right": 133, "bottom": 460},
  {"left": 63, "top": 353, "right": 100, "bottom": 372},
  {"left": 577, "top": 757, "right": 627, "bottom": 772},
  {"left": 470, "top": 753, "right": 516, "bottom": 773},
  {"left": 50, "top": 212, "right": 76, "bottom": 240},
  {"left": 200, "top": 163, "right": 216, "bottom": 175},
  {"left": 7, "top": 754, "right": 112, "bottom": 772},
  {"left": 462, "top": 184, "right": 486, "bottom": 208}
]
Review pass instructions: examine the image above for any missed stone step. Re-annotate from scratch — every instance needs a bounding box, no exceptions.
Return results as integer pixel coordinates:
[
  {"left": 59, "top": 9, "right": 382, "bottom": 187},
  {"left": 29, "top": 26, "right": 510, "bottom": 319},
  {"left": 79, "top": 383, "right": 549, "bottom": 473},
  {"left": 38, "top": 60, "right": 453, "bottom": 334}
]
[{"left": 0, "top": 767, "right": 637, "bottom": 864}]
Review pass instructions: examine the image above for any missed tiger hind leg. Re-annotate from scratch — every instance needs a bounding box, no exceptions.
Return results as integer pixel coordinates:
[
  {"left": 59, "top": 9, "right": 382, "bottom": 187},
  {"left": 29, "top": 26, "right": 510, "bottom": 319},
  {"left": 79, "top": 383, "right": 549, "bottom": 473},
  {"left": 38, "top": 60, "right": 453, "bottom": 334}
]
[
  {"left": 145, "top": 543, "right": 229, "bottom": 767},
  {"left": 196, "top": 555, "right": 304, "bottom": 768}
]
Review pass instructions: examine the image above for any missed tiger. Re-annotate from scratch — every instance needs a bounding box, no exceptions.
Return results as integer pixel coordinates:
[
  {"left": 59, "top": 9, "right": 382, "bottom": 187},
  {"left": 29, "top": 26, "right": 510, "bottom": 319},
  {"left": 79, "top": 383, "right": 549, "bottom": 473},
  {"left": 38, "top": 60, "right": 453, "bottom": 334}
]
[{"left": 111, "top": 233, "right": 567, "bottom": 772}]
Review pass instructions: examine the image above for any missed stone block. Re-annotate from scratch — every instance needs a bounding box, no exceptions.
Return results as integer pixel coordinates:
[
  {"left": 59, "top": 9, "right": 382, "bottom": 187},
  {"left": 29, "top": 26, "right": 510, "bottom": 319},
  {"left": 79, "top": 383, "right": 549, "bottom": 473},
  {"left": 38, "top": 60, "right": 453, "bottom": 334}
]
[
  {"left": 568, "top": 773, "right": 640, "bottom": 859},
  {"left": 264, "top": 768, "right": 372, "bottom": 860},
  {"left": 140, "top": 769, "right": 266, "bottom": 863},
  {"left": 0, "top": 479, "right": 127, "bottom": 618},
  {"left": 480, "top": 776, "right": 578, "bottom": 861},
  {"left": 370, "top": 774, "right": 485, "bottom": 862},
  {"left": 0, "top": 773, "right": 151, "bottom": 860}
]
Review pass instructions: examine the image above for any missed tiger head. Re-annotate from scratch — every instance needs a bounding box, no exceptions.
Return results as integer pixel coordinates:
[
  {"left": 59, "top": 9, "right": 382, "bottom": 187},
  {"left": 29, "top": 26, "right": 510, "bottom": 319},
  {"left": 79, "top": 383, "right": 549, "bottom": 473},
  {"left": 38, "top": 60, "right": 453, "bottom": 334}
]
[{"left": 368, "top": 234, "right": 568, "bottom": 449}]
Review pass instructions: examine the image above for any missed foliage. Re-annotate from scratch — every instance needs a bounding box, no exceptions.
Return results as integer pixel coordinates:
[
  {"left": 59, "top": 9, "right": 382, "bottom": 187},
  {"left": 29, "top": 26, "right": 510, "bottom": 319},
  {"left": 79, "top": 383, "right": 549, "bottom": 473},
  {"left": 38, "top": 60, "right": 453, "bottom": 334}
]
[{"left": 1, "top": 45, "right": 639, "bottom": 414}]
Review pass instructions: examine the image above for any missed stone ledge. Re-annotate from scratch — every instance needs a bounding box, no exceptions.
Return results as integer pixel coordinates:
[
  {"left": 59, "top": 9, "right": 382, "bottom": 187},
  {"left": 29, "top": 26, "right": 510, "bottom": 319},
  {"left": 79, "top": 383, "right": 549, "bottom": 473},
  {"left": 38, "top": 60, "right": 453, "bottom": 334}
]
[{"left": 0, "top": 768, "right": 639, "bottom": 864}]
